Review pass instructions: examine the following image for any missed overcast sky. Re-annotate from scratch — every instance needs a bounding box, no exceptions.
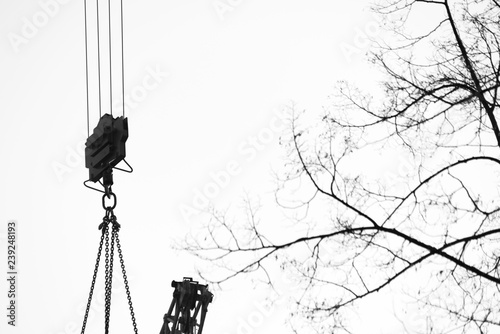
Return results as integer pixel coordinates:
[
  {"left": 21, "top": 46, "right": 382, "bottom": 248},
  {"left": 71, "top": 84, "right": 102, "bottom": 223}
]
[{"left": 0, "top": 1, "right": 406, "bottom": 333}]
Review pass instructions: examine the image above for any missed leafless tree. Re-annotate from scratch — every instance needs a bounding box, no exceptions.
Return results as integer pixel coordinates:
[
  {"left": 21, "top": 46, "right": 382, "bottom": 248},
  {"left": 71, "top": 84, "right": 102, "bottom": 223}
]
[{"left": 183, "top": 1, "right": 500, "bottom": 333}]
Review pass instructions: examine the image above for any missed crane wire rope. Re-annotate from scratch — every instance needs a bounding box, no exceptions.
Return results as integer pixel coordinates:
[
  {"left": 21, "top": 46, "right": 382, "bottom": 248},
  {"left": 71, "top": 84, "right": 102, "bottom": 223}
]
[
  {"left": 108, "top": 0, "right": 113, "bottom": 117},
  {"left": 84, "top": 0, "right": 126, "bottom": 135},
  {"left": 96, "top": 0, "right": 102, "bottom": 118},
  {"left": 120, "top": 0, "right": 125, "bottom": 117},
  {"left": 84, "top": 0, "right": 89, "bottom": 137},
  {"left": 85, "top": 0, "right": 126, "bottom": 135},
  {"left": 83, "top": 0, "right": 103, "bottom": 135}
]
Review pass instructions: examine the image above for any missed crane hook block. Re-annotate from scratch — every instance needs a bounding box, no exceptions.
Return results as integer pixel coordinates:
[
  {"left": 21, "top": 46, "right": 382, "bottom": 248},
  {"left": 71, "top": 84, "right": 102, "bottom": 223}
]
[{"left": 85, "top": 114, "right": 128, "bottom": 183}]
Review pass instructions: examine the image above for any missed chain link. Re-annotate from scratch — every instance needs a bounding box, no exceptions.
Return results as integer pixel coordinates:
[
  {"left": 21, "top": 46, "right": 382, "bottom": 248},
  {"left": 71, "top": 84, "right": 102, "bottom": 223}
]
[
  {"left": 80, "top": 224, "right": 106, "bottom": 334},
  {"left": 104, "top": 220, "right": 115, "bottom": 334},
  {"left": 115, "top": 220, "right": 139, "bottom": 334},
  {"left": 103, "top": 219, "right": 110, "bottom": 334}
]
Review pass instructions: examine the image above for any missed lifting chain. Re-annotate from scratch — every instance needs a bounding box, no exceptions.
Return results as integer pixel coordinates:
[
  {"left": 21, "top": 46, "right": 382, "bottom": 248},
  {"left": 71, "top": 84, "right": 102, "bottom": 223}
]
[{"left": 80, "top": 192, "right": 139, "bottom": 334}]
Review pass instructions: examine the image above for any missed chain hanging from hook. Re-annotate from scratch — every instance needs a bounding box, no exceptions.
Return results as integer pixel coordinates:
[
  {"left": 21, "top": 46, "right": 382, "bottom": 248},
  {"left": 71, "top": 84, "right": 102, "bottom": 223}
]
[{"left": 80, "top": 192, "right": 138, "bottom": 334}]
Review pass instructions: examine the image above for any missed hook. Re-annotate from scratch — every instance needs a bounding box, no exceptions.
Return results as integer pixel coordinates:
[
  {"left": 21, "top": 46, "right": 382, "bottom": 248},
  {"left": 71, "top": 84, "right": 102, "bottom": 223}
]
[
  {"left": 113, "top": 158, "right": 133, "bottom": 173},
  {"left": 83, "top": 180, "right": 106, "bottom": 194}
]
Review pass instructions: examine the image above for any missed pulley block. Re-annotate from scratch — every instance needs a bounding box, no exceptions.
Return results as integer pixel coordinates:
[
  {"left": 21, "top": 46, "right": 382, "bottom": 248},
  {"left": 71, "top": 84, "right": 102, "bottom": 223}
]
[{"left": 85, "top": 114, "right": 128, "bottom": 183}]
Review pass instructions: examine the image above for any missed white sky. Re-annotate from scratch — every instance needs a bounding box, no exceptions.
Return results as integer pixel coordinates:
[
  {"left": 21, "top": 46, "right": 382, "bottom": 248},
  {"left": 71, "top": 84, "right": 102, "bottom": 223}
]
[{"left": 0, "top": 1, "right": 411, "bottom": 333}]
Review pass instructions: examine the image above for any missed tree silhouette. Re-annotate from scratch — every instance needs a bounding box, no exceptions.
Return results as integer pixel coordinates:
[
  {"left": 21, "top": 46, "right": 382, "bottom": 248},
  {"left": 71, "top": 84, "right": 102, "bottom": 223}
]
[{"left": 183, "top": 1, "right": 500, "bottom": 333}]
